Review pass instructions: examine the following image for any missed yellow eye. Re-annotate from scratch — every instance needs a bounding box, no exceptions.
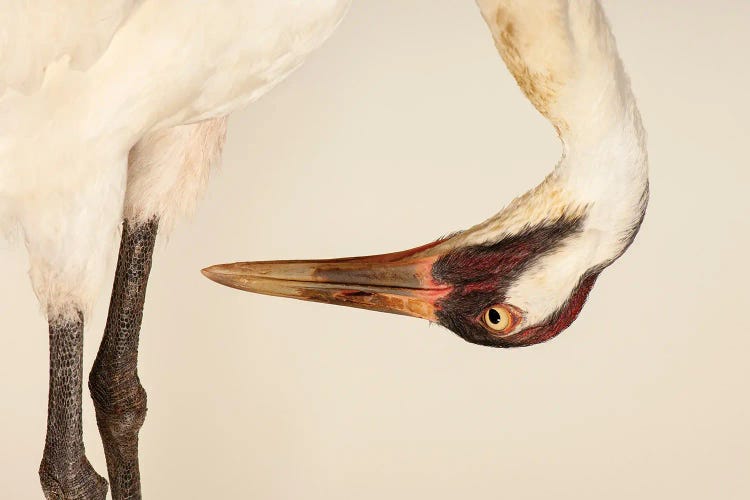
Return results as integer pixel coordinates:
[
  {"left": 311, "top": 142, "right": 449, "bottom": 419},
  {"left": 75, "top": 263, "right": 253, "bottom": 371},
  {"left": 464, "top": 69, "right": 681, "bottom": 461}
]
[{"left": 483, "top": 305, "right": 514, "bottom": 333}]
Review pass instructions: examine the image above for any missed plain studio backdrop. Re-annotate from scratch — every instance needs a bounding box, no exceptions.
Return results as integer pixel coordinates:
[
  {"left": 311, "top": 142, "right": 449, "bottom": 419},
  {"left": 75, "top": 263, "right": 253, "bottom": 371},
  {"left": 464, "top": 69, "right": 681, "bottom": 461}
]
[{"left": 1, "top": 1, "right": 749, "bottom": 498}]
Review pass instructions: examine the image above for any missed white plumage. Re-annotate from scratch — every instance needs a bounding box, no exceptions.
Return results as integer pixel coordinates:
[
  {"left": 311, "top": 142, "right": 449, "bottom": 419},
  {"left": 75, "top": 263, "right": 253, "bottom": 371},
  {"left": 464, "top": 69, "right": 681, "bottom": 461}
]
[{"left": 1, "top": 0, "right": 351, "bottom": 319}]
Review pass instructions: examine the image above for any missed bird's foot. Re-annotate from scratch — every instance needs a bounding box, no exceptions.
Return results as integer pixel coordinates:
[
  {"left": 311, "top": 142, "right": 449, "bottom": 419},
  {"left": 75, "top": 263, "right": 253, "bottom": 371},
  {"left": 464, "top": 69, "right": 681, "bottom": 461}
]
[{"left": 39, "top": 454, "right": 108, "bottom": 500}]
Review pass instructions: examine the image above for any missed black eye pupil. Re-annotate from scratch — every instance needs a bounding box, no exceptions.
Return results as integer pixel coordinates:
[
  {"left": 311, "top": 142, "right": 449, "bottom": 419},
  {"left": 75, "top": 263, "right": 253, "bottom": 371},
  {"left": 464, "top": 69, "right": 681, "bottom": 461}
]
[{"left": 488, "top": 308, "right": 502, "bottom": 324}]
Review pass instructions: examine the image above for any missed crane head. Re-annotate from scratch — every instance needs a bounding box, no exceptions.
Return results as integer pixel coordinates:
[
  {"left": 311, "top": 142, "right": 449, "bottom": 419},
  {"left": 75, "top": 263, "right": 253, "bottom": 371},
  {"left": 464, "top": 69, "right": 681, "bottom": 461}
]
[{"left": 202, "top": 210, "right": 605, "bottom": 348}]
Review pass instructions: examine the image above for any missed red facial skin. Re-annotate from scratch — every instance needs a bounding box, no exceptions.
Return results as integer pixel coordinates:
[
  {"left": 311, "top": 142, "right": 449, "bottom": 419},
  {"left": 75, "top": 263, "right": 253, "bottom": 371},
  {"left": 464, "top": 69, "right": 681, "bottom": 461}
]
[{"left": 429, "top": 217, "right": 598, "bottom": 348}]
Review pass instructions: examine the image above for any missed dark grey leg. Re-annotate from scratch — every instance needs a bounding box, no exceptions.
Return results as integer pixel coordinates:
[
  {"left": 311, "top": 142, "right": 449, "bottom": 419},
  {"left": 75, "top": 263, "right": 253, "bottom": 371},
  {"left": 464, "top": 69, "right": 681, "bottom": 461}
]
[
  {"left": 39, "top": 313, "right": 109, "bottom": 499},
  {"left": 88, "top": 218, "right": 158, "bottom": 500}
]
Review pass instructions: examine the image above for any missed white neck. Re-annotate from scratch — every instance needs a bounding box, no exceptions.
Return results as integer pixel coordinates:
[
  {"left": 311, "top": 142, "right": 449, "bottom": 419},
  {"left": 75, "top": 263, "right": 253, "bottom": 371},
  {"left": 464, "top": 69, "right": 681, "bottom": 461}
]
[
  {"left": 424, "top": 0, "right": 649, "bottom": 326},
  {"left": 456, "top": 0, "right": 649, "bottom": 259}
]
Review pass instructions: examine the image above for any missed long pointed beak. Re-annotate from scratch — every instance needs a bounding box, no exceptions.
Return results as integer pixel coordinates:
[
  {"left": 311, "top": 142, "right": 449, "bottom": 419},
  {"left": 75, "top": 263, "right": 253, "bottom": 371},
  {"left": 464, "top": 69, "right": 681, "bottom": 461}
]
[{"left": 201, "top": 241, "right": 451, "bottom": 321}]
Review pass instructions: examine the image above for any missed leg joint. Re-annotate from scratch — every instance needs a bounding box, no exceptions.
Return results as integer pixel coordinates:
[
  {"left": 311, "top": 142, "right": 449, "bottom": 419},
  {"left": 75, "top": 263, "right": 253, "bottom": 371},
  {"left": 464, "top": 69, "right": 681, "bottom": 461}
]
[{"left": 88, "top": 367, "right": 148, "bottom": 436}]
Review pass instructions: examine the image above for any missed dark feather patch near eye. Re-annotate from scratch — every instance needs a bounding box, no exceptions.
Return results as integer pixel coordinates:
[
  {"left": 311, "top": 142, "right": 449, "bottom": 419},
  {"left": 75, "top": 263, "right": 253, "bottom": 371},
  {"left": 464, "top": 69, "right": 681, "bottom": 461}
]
[
  {"left": 431, "top": 215, "right": 587, "bottom": 347},
  {"left": 433, "top": 215, "right": 583, "bottom": 291}
]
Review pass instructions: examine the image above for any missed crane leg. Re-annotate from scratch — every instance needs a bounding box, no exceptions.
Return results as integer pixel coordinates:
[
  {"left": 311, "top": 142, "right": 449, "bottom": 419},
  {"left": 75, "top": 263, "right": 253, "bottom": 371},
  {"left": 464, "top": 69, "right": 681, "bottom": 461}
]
[
  {"left": 88, "top": 217, "right": 158, "bottom": 500},
  {"left": 39, "top": 313, "right": 109, "bottom": 499}
]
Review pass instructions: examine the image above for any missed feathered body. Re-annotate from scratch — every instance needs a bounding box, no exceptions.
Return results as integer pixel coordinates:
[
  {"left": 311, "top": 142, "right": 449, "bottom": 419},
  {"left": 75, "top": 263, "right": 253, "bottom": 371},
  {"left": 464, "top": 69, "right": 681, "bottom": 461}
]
[{"left": 0, "top": 0, "right": 351, "bottom": 319}]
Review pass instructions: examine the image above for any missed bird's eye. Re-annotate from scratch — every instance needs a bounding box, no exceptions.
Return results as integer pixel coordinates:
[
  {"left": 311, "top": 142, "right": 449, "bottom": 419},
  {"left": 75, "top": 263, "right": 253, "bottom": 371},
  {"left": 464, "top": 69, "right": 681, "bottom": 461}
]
[{"left": 483, "top": 305, "right": 515, "bottom": 334}]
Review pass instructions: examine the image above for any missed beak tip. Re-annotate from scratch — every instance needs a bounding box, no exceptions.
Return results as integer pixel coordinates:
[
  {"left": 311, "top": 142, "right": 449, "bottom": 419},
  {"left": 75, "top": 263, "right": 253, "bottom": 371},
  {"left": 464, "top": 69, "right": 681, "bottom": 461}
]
[
  {"left": 201, "top": 265, "right": 221, "bottom": 282},
  {"left": 201, "top": 263, "right": 252, "bottom": 292}
]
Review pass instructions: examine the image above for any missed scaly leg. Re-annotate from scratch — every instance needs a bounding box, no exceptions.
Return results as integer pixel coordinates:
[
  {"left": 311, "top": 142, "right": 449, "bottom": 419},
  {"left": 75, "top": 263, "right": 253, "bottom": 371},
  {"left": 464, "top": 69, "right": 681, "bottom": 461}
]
[
  {"left": 88, "top": 218, "right": 158, "bottom": 500},
  {"left": 39, "top": 313, "right": 109, "bottom": 499}
]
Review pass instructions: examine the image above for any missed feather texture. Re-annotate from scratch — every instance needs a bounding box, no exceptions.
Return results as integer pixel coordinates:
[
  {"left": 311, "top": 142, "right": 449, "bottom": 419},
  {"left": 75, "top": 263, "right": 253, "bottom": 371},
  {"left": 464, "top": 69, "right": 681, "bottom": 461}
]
[
  {"left": 0, "top": 1, "right": 142, "bottom": 95},
  {"left": 125, "top": 117, "right": 227, "bottom": 232}
]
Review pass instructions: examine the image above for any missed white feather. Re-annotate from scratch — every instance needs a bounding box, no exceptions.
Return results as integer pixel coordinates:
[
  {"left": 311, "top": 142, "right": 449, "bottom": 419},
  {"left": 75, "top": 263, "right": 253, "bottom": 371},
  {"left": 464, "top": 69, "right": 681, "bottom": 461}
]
[{"left": 125, "top": 117, "right": 227, "bottom": 232}]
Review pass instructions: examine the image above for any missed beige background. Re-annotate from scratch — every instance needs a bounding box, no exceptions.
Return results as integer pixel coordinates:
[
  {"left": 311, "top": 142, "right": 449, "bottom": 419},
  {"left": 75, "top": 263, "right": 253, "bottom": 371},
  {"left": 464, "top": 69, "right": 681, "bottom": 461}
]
[{"left": 2, "top": 0, "right": 749, "bottom": 498}]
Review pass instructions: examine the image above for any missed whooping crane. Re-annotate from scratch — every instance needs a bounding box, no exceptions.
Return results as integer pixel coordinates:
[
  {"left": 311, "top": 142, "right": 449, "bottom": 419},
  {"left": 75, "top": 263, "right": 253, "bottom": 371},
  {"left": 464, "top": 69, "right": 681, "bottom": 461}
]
[{"left": 1, "top": 1, "right": 647, "bottom": 498}]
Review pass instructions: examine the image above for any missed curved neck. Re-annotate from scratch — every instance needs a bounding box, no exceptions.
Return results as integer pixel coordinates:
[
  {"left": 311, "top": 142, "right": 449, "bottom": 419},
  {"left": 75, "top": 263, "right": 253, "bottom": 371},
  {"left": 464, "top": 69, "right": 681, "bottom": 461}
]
[
  {"left": 556, "top": 98, "right": 649, "bottom": 258},
  {"left": 473, "top": 0, "right": 649, "bottom": 262}
]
